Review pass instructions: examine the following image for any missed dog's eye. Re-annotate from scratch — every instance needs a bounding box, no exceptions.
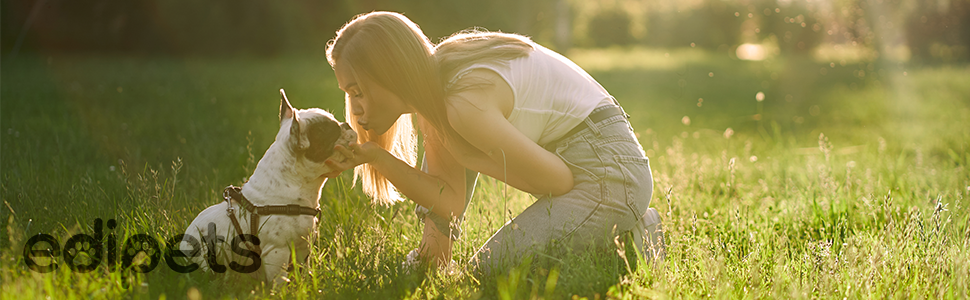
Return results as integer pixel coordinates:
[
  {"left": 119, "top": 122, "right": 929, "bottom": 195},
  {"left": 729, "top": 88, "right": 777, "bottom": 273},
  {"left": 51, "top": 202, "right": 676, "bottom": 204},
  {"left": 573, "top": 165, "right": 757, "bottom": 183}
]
[{"left": 305, "top": 121, "right": 341, "bottom": 163}]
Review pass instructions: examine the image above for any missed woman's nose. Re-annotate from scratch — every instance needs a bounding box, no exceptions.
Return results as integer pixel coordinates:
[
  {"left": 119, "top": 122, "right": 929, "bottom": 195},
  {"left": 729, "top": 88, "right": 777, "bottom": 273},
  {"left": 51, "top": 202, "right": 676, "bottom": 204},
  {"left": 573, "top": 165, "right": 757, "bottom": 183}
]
[
  {"left": 351, "top": 104, "right": 364, "bottom": 116},
  {"left": 349, "top": 98, "right": 364, "bottom": 116}
]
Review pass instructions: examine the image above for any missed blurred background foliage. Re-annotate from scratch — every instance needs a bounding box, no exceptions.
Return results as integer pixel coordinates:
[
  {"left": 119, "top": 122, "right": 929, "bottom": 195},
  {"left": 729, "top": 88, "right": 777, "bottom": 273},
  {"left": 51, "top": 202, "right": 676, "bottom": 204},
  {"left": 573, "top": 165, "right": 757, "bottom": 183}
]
[{"left": 2, "top": 0, "right": 968, "bottom": 62}]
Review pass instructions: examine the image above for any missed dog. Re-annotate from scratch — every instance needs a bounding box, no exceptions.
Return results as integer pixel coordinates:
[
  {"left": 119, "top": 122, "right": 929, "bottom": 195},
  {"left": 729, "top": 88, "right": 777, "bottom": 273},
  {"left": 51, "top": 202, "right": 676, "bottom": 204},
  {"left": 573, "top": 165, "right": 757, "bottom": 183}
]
[{"left": 180, "top": 89, "right": 356, "bottom": 282}]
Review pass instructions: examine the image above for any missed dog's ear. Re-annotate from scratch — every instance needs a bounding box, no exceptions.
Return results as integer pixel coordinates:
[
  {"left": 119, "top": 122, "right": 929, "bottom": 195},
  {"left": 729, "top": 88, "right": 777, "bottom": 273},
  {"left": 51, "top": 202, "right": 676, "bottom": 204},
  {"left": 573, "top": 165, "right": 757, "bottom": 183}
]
[
  {"left": 280, "top": 88, "right": 296, "bottom": 124},
  {"left": 280, "top": 89, "right": 310, "bottom": 150}
]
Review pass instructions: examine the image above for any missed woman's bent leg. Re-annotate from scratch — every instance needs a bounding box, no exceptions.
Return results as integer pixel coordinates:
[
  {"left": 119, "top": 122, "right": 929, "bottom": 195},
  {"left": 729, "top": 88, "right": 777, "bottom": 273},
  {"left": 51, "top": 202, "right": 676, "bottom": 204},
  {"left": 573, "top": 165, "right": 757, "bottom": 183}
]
[{"left": 471, "top": 112, "right": 663, "bottom": 274}]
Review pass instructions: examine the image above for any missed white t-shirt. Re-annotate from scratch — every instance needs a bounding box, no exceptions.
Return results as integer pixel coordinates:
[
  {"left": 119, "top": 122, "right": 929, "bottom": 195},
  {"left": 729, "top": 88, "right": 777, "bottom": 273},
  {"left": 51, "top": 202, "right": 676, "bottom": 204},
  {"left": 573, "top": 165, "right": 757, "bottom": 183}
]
[{"left": 449, "top": 43, "right": 614, "bottom": 145}]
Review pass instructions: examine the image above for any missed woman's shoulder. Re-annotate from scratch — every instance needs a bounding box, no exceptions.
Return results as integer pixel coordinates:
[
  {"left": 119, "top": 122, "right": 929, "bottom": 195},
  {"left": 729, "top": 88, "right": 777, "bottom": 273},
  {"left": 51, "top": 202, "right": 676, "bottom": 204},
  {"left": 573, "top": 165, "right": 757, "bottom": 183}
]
[
  {"left": 446, "top": 68, "right": 514, "bottom": 120},
  {"left": 452, "top": 68, "right": 505, "bottom": 87}
]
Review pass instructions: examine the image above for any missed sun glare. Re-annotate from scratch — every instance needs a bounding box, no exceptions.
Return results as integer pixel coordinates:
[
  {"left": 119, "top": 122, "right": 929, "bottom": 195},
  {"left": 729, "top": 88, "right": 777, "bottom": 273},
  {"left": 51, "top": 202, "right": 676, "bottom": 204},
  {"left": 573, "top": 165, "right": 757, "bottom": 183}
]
[{"left": 736, "top": 43, "right": 767, "bottom": 61}]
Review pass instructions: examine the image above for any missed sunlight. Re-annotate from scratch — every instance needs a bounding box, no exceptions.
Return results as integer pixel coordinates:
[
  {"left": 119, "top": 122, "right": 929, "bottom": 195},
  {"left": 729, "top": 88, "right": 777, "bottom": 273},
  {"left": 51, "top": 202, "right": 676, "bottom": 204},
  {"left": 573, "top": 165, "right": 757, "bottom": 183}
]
[{"left": 736, "top": 43, "right": 767, "bottom": 61}]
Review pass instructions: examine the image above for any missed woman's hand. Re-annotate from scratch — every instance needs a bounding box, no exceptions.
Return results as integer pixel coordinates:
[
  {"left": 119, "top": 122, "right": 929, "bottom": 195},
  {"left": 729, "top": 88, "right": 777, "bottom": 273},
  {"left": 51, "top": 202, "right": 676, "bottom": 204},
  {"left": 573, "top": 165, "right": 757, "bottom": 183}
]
[{"left": 323, "top": 141, "right": 384, "bottom": 178}]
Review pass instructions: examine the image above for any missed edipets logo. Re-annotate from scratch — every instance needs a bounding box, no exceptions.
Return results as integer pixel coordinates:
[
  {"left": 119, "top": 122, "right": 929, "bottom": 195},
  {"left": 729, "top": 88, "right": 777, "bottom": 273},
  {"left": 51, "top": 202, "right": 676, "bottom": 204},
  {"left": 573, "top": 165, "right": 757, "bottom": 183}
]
[{"left": 23, "top": 218, "right": 261, "bottom": 274}]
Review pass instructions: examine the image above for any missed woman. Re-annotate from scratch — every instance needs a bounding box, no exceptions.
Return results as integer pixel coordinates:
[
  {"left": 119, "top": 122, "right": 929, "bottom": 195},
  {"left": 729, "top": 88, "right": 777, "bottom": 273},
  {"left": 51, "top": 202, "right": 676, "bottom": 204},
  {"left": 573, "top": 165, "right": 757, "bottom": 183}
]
[{"left": 323, "top": 11, "right": 664, "bottom": 273}]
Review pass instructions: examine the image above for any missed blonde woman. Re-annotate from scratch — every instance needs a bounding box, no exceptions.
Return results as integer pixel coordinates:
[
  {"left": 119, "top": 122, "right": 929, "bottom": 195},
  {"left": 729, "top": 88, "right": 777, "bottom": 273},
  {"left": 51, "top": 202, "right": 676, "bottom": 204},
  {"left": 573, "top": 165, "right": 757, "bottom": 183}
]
[{"left": 324, "top": 11, "right": 664, "bottom": 273}]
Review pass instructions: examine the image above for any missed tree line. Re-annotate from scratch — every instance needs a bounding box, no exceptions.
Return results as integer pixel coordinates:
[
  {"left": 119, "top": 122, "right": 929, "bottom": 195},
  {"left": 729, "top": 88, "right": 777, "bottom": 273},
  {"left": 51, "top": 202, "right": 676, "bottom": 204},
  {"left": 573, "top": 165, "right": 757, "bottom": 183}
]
[{"left": 2, "top": 0, "right": 967, "bottom": 61}]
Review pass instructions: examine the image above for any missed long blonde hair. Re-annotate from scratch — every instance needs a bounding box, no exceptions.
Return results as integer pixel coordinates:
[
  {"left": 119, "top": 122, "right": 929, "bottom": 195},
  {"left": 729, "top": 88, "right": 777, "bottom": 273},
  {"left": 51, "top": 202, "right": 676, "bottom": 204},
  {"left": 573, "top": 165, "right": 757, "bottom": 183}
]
[{"left": 327, "top": 11, "right": 533, "bottom": 205}]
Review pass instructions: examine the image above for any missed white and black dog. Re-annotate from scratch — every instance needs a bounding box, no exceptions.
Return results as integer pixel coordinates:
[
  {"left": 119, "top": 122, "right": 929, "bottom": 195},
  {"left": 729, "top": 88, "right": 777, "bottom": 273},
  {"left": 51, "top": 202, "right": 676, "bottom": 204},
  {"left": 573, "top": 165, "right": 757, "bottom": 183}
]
[{"left": 180, "top": 89, "right": 356, "bottom": 282}]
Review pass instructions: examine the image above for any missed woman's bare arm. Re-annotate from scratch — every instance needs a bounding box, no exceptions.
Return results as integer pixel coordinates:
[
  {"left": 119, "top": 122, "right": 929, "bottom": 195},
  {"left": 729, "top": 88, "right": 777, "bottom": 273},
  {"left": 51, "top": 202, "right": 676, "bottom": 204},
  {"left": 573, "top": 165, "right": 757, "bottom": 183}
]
[
  {"left": 326, "top": 127, "right": 468, "bottom": 221},
  {"left": 445, "top": 70, "right": 575, "bottom": 196}
]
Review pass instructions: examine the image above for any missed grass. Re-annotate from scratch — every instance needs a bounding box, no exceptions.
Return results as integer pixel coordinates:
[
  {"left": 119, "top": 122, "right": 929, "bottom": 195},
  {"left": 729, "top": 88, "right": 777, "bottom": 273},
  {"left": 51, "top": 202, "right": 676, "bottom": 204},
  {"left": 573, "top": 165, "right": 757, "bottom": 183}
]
[{"left": 1, "top": 48, "right": 968, "bottom": 299}]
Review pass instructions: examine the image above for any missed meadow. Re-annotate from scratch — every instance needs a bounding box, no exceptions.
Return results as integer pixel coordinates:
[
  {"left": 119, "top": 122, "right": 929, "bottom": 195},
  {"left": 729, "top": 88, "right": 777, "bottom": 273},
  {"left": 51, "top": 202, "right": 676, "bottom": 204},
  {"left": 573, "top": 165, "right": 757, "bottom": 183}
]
[{"left": 1, "top": 47, "right": 968, "bottom": 299}]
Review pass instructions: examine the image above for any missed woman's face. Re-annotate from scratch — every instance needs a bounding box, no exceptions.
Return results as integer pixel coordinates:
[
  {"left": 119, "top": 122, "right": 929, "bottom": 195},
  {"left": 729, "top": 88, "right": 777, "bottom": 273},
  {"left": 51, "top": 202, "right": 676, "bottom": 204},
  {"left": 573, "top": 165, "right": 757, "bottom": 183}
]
[{"left": 334, "top": 61, "right": 411, "bottom": 135}]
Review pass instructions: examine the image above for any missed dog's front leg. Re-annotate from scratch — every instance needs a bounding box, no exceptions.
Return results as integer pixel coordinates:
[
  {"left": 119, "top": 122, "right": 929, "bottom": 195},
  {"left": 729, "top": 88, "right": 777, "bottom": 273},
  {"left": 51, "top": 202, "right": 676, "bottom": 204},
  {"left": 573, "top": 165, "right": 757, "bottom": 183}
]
[{"left": 261, "top": 247, "right": 291, "bottom": 284}]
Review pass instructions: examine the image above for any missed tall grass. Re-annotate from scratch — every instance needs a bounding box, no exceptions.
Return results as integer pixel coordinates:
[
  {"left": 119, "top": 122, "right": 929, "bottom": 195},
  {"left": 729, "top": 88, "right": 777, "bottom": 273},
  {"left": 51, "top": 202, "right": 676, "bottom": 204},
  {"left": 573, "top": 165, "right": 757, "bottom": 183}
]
[{"left": 1, "top": 49, "right": 967, "bottom": 299}]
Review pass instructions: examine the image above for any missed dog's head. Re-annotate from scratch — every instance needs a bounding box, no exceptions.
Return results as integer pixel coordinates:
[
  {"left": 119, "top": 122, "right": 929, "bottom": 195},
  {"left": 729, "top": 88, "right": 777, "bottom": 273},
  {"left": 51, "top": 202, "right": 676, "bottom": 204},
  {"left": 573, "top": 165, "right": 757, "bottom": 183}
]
[{"left": 276, "top": 89, "right": 357, "bottom": 175}]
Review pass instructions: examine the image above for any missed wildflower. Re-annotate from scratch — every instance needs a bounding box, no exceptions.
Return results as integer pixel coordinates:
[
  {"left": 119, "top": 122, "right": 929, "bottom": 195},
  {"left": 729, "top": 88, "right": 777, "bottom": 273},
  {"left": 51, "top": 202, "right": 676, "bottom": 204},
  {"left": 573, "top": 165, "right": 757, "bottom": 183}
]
[{"left": 934, "top": 197, "right": 948, "bottom": 214}]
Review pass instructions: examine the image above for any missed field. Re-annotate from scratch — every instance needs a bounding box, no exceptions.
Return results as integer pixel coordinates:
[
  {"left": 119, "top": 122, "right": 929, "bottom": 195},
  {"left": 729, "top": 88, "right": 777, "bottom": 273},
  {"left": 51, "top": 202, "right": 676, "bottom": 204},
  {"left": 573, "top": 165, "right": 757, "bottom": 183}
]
[{"left": 2, "top": 48, "right": 968, "bottom": 299}]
